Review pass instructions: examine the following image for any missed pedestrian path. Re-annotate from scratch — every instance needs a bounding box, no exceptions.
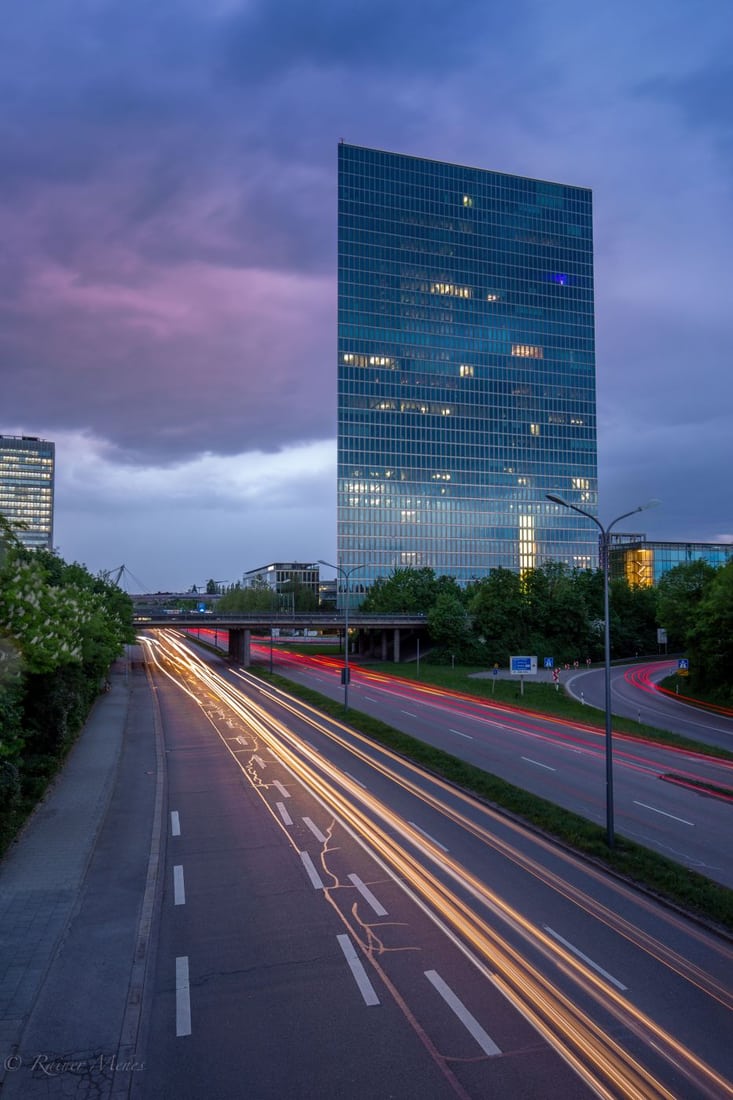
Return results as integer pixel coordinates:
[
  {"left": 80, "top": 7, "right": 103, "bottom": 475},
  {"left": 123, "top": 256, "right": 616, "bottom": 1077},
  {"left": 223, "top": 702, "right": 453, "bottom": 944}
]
[{"left": 0, "top": 659, "right": 132, "bottom": 1083}]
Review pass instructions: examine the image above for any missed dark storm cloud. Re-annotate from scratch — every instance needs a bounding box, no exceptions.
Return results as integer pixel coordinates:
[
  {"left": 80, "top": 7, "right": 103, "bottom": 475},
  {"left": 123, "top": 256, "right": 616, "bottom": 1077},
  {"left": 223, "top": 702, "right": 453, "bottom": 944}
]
[
  {"left": 1, "top": 0, "right": 732, "bottom": 582},
  {"left": 0, "top": 0, "right": 536, "bottom": 465}
]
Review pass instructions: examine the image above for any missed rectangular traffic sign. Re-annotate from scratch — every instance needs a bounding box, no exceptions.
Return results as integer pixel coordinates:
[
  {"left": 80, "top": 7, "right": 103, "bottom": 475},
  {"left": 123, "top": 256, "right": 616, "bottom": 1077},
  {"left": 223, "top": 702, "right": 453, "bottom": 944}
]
[{"left": 510, "top": 655, "right": 537, "bottom": 675}]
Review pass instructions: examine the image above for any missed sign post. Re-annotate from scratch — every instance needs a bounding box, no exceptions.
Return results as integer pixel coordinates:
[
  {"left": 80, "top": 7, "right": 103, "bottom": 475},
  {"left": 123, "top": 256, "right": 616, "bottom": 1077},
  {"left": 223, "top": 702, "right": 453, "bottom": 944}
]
[{"left": 510, "top": 655, "right": 537, "bottom": 697}]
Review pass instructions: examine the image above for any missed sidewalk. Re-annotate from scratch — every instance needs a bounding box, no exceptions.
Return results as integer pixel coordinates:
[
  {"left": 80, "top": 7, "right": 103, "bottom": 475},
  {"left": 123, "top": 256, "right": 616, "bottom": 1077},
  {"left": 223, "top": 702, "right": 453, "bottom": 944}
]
[{"left": 0, "top": 652, "right": 153, "bottom": 1093}]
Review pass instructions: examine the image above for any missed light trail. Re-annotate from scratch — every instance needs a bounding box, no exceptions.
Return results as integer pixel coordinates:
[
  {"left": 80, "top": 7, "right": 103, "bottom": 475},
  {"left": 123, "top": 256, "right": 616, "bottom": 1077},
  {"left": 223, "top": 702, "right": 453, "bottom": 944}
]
[
  {"left": 141, "top": 632, "right": 733, "bottom": 1099},
  {"left": 151, "top": 632, "right": 733, "bottom": 1009},
  {"left": 262, "top": 643, "right": 733, "bottom": 796}
]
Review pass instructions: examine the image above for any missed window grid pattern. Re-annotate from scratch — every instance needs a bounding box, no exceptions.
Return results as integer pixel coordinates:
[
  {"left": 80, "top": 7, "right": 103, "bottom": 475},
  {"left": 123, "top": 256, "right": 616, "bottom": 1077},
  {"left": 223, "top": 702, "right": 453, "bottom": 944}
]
[
  {"left": 609, "top": 536, "right": 733, "bottom": 587},
  {"left": 337, "top": 144, "right": 598, "bottom": 590},
  {"left": 0, "top": 435, "right": 55, "bottom": 550}
]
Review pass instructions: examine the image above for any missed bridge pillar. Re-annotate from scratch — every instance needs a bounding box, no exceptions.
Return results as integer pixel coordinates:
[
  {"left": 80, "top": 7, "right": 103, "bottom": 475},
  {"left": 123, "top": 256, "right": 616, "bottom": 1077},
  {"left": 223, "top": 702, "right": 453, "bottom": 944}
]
[
  {"left": 381, "top": 629, "right": 389, "bottom": 661},
  {"left": 393, "top": 627, "right": 400, "bottom": 663},
  {"left": 228, "top": 628, "right": 251, "bottom": 666}
]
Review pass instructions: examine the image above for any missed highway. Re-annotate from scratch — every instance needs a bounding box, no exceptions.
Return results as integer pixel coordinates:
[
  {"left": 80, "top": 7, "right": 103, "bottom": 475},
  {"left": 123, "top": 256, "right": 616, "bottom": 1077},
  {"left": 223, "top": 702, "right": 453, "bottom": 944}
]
[
  {"left": 564, "top": 662, "right": 733, "bottom": 753},
  {"left": 208, "top": 639, "right": 733, "bottom": 889},
  {"left": 134, "top": 631, "right": 733, "bottom": 1099}
]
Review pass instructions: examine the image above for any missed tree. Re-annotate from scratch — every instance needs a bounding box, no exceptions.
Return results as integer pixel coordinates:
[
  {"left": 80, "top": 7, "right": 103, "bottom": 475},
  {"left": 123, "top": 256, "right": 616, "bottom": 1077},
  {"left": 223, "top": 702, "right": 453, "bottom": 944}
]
[
  {"left": 361, "top": 567, "right": 447, "bottom": 613},
  {"left": 468, "top": 569, "right": 526, "bottom": 663},
  {"left": 687, "top": 560, "right": 733, "bottom": 702},
  {"left": 427, "top": 591, "right": 473, "bottom": 657},
  {"left": 607, "top": 578, "right": 658, "bottom": 659},
  {"left": 656, "top": 560, "right": 717, "bottom": 650}
]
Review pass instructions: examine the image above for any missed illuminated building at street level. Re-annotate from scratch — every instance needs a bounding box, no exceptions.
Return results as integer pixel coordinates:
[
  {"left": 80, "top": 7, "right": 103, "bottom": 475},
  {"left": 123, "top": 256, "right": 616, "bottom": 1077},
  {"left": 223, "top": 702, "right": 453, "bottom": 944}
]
[
  {"left": 0, "top": 434, "right": 55, "bottom": 550},
  {"left": 609, "top": 534, "right": 733, "bottom": 587},
  {"left": 337, "top": 144, "right": 598, "bottom": 599}
]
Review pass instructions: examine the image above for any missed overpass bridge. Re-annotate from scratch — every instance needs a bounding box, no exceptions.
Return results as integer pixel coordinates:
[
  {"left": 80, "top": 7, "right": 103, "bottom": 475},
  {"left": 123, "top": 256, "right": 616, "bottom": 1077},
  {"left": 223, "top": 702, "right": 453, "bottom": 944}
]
[{"left": 133, "top": 611, "right": 428, "bottom": 664}]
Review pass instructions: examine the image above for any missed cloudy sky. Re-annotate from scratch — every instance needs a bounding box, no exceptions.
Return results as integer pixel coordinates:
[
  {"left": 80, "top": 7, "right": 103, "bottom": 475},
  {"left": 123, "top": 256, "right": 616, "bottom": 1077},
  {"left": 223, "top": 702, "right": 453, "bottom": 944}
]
[{"left": 2, "top": 0, "right": 731, "bottom": 592}]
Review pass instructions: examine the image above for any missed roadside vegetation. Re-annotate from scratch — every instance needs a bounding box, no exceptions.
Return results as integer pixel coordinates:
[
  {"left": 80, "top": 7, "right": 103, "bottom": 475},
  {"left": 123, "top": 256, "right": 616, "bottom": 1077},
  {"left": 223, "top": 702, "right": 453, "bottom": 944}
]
[
  {"left": 355, "top": 559, "right": 733, "bottom": 706},
  {"left": 0, "top": 518, "right": 135, "bottom": 857}
]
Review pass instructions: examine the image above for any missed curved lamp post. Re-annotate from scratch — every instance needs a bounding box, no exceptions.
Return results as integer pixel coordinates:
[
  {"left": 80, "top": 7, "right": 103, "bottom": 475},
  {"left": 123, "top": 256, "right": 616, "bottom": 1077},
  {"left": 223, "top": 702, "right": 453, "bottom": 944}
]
[
  {"left": 546, "top": 494, "right": 659, "bottom": 848},
  {"left": 318, "top": 560, "right": 367, "bottom": 711}
]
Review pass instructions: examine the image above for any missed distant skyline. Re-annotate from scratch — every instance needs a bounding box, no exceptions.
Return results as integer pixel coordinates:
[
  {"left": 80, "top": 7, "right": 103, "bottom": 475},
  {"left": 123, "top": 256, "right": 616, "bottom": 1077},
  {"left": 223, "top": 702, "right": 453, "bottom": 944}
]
[{"left": 2, "top": 1, "right": 731, "bottom": 590}]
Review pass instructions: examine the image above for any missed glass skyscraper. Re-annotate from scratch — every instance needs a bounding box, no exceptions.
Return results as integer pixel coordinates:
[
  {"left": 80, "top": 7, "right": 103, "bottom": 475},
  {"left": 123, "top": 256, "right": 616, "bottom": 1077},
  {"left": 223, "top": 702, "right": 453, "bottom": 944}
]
[
  {"left": 0, "top": 434, "right": 55, "bottom": 550},
  {"left": 337, "top": 144, "right": 598, "bottom": 595}
]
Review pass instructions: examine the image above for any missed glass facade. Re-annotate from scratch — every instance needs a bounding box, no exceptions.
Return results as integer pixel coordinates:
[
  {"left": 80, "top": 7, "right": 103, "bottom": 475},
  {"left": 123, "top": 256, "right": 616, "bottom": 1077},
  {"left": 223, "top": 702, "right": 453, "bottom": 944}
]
[
  {"left": 337, "top": 144, "right": 598, "bottom": 595},
  {"left": 610, "top": 534, "right": 733, "bottom": 587},
  {"left": 0, "top": 435, "right": 55, "bottom": 550},
  {"left": 243, "top": 562, "right": 320, "bottom": 599}
]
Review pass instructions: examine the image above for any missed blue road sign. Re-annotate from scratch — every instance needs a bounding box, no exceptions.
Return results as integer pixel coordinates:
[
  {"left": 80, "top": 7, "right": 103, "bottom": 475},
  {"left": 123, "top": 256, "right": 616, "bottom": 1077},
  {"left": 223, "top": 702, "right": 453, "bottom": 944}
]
[
  {"left": 510, "top": 655, "right": 537, "bottom": 675},
  {"left": 544, "top": 657, "right": 554, "bottom": 669},
  {"left": 678, "top": 658, "right": 689, "bottom": 670}
]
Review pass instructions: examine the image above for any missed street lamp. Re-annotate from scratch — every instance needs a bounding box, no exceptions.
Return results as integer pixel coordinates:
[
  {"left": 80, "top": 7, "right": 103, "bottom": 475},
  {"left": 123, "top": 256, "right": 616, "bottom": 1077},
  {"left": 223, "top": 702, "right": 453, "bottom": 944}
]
[
  {"left": 546, "top": 493, "right": 659, "bottom": 848},
  {"left": 318, "top": 559, "right": 367, "bottom": 710}
]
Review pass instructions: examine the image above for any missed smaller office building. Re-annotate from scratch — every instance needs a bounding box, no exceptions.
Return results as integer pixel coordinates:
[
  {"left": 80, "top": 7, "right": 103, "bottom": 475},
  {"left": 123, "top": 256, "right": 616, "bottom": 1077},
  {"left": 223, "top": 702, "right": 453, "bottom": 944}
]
[
  {"left": 0, "top": 434, "right": 55, "bottom": 550},
  {"left": 610, "top": 534, "right": 732, "bottom": 587},
  {"left": 242, "top": 562, "right": 320, "bottom": 602}
]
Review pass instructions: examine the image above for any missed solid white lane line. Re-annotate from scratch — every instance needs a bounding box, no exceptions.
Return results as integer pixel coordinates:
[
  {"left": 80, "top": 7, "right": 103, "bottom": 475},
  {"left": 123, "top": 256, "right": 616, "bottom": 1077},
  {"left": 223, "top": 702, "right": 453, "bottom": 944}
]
[
  {"left": 276, "top": 801, "right": 293, "bottom": 826},
  {"left": 173, "top": 865, "right": 186, "bottom": 906},
  {"left": 408, "top": 821, "right": 449, "bottom": 853},
  {"left": 633, "top": 801, "right": 694, "bottom": 826},
  {"left": 337, "top": 934, "right": 380, "bottom": 1006},
  {"left": 303, "top": 816, "right": 328, "bottom": 843},
  {"left": 175, "top": 956, "right": 192, "bottom": 1037},
  {"left": 544, "top": 927, "right": 628, "bottom": 991},
  {"left": 170, "top": 811, "right": 181, "bottom": 836},
  {"left": 299, "top": 850, "right": 324, "bottom": 889},
  {"left": 424, "top": 970, "right": 500, "bottom": 1056},
  {"left": 253, "top": 754, "right": 266, "bottom": 768},
  {"left": 521, "top": 756, "right": 556, "bottom": 771},
  {"left": 449, "top": 728, "right": 473, "bottom": 739},
  {"left": 348, "top": 873, "right": 388, "bottom": 916},
  {"left": 272, "top": 779, "right": 291, "bottom": 798}
]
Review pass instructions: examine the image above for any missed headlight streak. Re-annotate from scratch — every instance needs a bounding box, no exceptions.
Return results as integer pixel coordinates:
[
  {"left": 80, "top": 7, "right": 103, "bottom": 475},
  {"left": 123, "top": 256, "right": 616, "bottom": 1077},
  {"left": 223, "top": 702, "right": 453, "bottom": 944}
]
[
  {"left": 145, "top": 633, "right": 732, "bottom": 1099},
  {"left": 154, "top": 635, "right": 733, "bottom": 1002},
  {"left": 230, "top": 668, "right": 733, "bottom": 997}
]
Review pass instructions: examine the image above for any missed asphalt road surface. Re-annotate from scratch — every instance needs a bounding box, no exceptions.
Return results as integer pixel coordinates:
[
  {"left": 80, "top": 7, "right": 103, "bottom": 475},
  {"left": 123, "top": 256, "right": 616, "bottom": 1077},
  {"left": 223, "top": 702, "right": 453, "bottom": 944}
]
[
  {"left": 234, "top": 644, "right": 733, "bottom": 888},
  {"left": 132, "top": 632, "right": 732, "bottom": 1099}
]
